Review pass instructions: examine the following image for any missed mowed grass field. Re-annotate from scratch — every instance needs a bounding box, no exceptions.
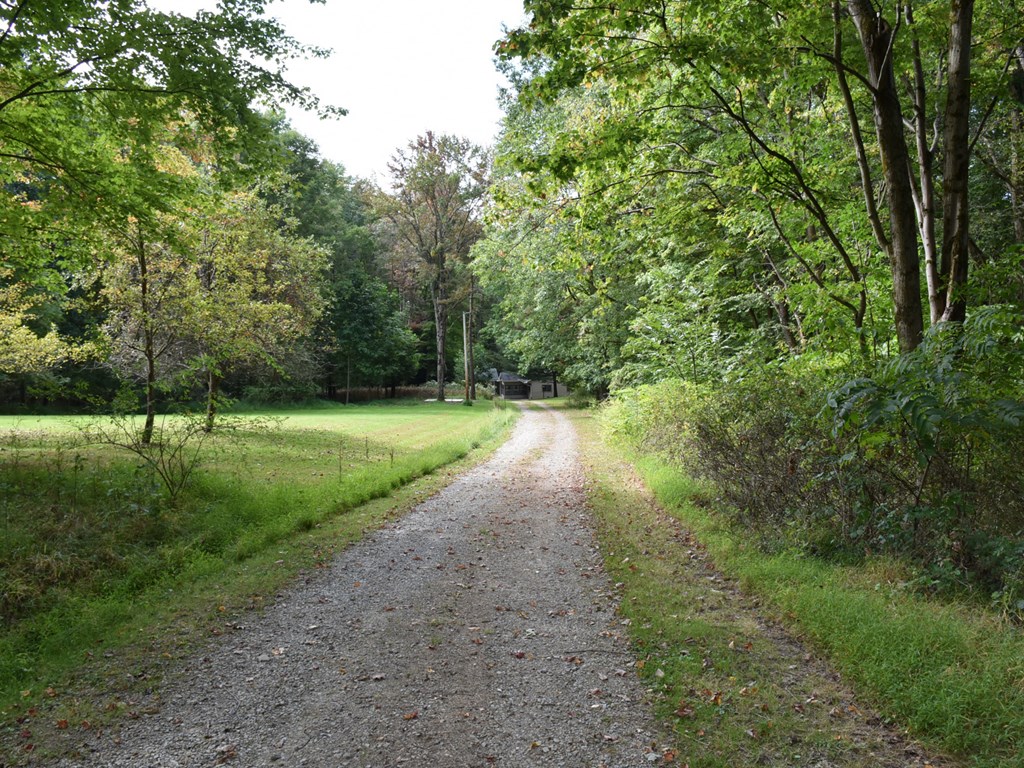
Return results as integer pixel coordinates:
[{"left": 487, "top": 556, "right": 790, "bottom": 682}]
[{"left": 0, "top": 401, "right": 516, "bottom": 721}]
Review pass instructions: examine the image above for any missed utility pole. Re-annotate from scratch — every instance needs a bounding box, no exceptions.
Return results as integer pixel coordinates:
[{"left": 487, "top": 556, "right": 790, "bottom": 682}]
[
  {"left": 462, "top": 311, "right": 471, "bottom": 402},
  {"left": 468, "top": 276, "right": 476, "bottom": 400}
]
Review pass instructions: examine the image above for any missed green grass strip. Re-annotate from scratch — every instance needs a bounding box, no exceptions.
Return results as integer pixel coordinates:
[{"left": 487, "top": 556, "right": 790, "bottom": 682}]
[
  {"left": 636, "top": 456, "right": 1024, "bottom": 767},
  {"left": 0, "top": 403, "right": 516, "bottom": 712}
]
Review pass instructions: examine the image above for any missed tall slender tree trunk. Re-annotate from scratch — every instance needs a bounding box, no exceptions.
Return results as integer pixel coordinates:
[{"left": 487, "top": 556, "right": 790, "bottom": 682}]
[
  {"left": 432, "top": 277, "right": 447, "bottom": 402},
  {"left": 143, "top": 334, "right": 157, "bottom": 445},
  {"left": 939, "top": 0, "right": 974, "bottom": 323},
  {"left": 907, "top": 3, "right": 943, "bottom": 323},
  {"left": 848, "top": 0, "right": 925, "bottom": 352},
  {"left": 204, "top": 370, "right": 219, "bottom": 433},
  {"left": 137, "top": 227, "right": 157, "bottom": 445},
  {"left": 468, "top": 281, "right": 476, "bottom": 400}
]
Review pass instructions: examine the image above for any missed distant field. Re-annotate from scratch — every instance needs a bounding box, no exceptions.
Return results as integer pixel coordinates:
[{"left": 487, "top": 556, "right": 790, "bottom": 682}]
[{"left": 0, "top": 401, "right": 516, "bottom": 715}]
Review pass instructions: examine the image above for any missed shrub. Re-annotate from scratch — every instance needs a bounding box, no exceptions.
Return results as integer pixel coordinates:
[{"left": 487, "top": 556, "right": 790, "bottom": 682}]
[{"left": 605, "top": 306, "right": 1024, "bottom": 601}]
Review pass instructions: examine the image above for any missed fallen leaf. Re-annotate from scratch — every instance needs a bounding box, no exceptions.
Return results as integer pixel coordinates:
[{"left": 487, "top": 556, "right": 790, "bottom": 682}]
[
  {"left": 56, "top": 720, "right": 69, "bottom": 730},
  {"left": 674, "top": 703, "right": 695, "bottom": 718},
  {"left": 402, "top": 711, "right": 418, "bottom": 721}
]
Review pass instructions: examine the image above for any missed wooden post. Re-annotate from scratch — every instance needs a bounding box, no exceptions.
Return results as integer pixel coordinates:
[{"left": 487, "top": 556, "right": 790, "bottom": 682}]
[{"left": 468, "top": 277, "right": 476, "bottom": 400}]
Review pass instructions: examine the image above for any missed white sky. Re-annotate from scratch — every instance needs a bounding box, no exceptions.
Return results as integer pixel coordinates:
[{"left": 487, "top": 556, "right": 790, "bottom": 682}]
[
  {"left": 278, "top": 0, "right": 527, "bottom": 181},
  {"left": 161, "top": 0, "right": 528, "bottom": 181}
]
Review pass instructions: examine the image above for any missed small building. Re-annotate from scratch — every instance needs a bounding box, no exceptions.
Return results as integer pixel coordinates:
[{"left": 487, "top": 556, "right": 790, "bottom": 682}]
[
  {"left": 492, "top": 371, "right": 570, "bottom": 400},
  {"left": 529, "top": 379, "right": 570, "bottom": 399},
  {"left": 494, "top": 371, "right": 531, "bottom": 400}
]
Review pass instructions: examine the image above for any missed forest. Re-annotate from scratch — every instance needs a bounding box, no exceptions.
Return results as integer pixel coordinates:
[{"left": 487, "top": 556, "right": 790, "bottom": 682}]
[
  {"left": 3, "top": 0, "right": 1024, "bottom": 611},
  {"left": 2, "top": 0, "right": 1024, "bottom": 761},
  {"left": 479, "top": 0, "right": 1024, "bottom": 609}
]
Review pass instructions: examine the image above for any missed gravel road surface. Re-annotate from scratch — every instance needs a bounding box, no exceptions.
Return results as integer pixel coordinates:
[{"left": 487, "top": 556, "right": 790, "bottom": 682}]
[{"left": 60, "top": 404, "right": 670, "bottom": 767}]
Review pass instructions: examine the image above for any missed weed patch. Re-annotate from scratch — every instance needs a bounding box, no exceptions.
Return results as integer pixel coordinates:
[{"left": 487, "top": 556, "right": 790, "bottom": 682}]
[{"left": 581, "top": 403, "right": 1022, "bottom": 767}]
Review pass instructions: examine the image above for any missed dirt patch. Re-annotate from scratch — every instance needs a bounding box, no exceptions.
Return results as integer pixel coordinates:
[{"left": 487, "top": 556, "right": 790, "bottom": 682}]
[{"left": 51, "top": 405, "right": 672, "bottom": 767}]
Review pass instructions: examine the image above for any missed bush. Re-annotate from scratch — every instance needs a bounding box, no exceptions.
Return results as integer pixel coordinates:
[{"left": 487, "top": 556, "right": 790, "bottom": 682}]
[{"left": 605, "top": 307, "right": 1024, "bottom": 602}]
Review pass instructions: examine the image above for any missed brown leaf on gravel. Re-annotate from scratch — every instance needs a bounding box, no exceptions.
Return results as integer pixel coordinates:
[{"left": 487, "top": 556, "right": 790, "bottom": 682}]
[{"left": 402, "top": 711, "right": 418, "bottom": 721}]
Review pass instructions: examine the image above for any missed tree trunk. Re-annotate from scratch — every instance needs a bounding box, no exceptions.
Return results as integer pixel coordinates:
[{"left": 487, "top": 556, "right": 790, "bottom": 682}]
[
  {"left": 939, "top": 0, "right": 974, "bottom": 323},
  {"left": 468, "top": 284, "right": 476, "bottom": 400},
  {"left": 433, "top": 278, "right": 447, "bottom": 402},
  {"left": 848, "top": 0, "right": 925, "bottom": 352},
  {"left": 462, "top": 311, "right": 471, "bottom": 402},
  {"left": 345, "top": 354, "right": 351, "bottom": 405},
  {"left": 137, "top": 228, "right": 156, "bottom": 445},
  {"left": 551, "top": 370, "right": 558, "bottom": 398},
  {"left": 906, "top": 3, "right": 943, "bottom": 323},
  {"left": 204, "top": 370, "right": 219, "bottom": 433}
]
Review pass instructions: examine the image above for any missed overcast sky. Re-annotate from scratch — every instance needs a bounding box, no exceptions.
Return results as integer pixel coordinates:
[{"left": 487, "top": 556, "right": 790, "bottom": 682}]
[
  {"left": 281, "top": 1, "right": 527, "bottom": 181},
  {"left": 184, "top": 0, "right": 529, "bottom": 181}
]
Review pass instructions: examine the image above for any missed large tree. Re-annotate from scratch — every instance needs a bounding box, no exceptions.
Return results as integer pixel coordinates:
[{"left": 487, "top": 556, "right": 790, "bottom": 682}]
[
  {"left": 500, "top": 0, "right": 1022, "bottom": 353},
  {"left": 0, "top": 0, "right": 337, "bottom": 372},
  {"left": 375, "top": 133, "right": 488, "bottom": 402}
]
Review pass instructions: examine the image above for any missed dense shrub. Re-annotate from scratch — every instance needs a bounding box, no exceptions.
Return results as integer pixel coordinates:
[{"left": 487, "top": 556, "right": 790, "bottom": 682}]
[{"left": 604, "top": 307, "right": 1024, "bottom": 604}]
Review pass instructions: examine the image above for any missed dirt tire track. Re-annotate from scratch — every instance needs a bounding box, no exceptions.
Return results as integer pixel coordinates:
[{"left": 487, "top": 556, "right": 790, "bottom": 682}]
[{"left": 57, "top": 405, "right": 671, "bottom": 767}]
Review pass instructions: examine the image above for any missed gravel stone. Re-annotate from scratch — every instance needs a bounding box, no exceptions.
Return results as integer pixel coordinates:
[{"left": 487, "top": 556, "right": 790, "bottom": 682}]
[{"left": 58, "top": 404, "right": 671, "bottom": 767}]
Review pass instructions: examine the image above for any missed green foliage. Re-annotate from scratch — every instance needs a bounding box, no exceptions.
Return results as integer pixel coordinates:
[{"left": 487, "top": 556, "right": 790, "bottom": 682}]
[
  {"left": 634, "top": 451, "right": 1024, "bottom": 766},
  {"left": 606, "top": 306, "right": 1024, "bottom": 598},
  {"left": 826, "top": 306, "right": 1024, "bottom": 596}
]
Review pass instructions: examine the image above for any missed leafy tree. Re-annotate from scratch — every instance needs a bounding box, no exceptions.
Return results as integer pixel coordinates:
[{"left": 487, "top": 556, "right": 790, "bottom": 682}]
[
  {"left": 1, "top": 0, "right": 337, "bottom": 369},
  {"left": 179, "top": 191, "right": 328, "bottom": 430},
  {"left": 374, "top": 133, "right": 488, "bottom": 401},
  {"left": 499, "top": 0, "right": 1023, "bottom": 353},
  {"left": 266, "top": 123, "right": 418, "bottom": 400}
]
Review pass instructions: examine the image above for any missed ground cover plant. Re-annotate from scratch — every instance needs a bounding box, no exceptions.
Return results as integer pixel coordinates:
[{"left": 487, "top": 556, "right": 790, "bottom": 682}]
[
  {"left": 0, "top": 400, "right": 515, "bottom": 718},
  {"left": 582, "top": 403, "right": 1024, "bottom": 767}
]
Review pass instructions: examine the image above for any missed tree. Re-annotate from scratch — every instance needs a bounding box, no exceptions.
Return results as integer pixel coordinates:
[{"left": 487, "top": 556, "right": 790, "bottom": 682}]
[
  {"left": 499, "top": 0, "right": 1022, "bottom": 353},
  {"left": 101, "top": 182, "right": 328, "bottom": 441},
  {"left": 375, "top": 133, "right": 488, "bottom": 401},
  {"left": 1, "top": 0, "right": 338, "bottom": 367},
  {"left": 180, "top": 191, "right": 328, "bottom": 431},
  {"left": 264, "top": 123, "right": 419, "bottom": 401}
]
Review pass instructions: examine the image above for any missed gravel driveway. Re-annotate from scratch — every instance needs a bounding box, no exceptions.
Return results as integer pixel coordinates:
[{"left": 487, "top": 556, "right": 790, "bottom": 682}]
[{"left": 60, "top": 404, "right": 670, "bottom": 767}]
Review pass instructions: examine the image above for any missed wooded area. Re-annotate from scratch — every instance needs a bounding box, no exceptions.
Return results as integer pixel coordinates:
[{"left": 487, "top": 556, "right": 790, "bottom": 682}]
[
  {"left": 0, "top": 0, "right": 500, "bottom": 425},
  {"left": 3, "top": 1, "right": 1024, "bottom": 764},
  {"left": 479, "top": 1, "right": 1024, "bottom": 605}
]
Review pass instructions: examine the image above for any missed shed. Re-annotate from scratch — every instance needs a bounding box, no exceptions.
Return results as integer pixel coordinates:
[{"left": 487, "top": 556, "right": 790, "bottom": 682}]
[{"left": 494, "top": 371, "right": 532, "bottom": 400}]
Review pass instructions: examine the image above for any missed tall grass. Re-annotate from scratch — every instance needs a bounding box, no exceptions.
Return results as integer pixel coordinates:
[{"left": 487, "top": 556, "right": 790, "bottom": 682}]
[{"left": 631, "top": 453, "right": 1024, "bottom": 766}]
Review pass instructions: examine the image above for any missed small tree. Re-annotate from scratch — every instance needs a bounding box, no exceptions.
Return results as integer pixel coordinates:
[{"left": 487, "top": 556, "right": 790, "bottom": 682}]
[{"left": 181, "top": 191, "right": 327, "bottom": 431}]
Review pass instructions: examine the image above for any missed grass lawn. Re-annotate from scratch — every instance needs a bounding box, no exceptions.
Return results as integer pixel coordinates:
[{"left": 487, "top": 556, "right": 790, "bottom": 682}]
[{"left": 0, "top": 400, "right": 516, "bottom": 743}]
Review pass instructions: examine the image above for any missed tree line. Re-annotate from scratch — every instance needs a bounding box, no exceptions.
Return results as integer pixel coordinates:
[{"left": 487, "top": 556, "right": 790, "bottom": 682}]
[
  {"left": 0, "top": 0, "right": 505, "bottom": 430},
  {"left": 474, "top": 2, "right": 1024, "bottom": 603}
]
